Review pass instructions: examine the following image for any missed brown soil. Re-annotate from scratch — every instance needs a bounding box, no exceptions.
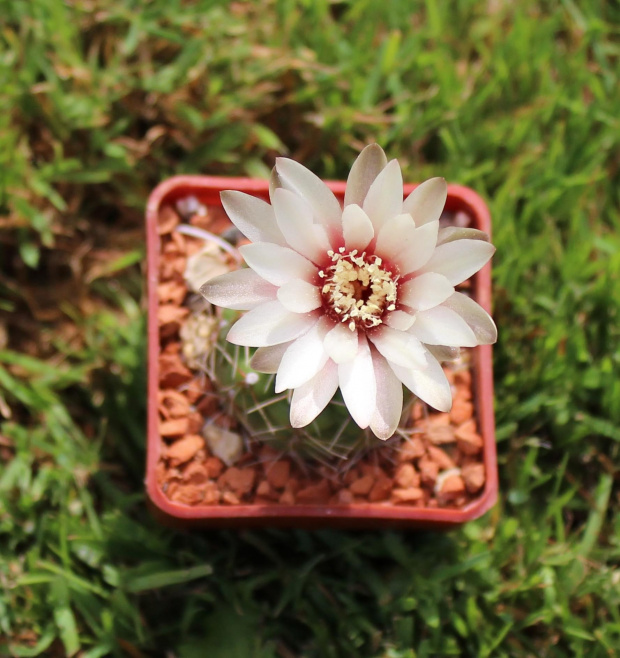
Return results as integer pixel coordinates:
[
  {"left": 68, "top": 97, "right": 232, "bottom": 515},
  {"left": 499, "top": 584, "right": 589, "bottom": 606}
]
[{"left": 154, "top": 203, "right": 486, "bottom": 509}]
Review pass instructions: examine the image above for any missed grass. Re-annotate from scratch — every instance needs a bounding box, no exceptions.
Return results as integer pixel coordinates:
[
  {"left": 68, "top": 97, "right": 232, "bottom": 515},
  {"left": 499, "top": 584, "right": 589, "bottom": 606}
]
[{"left": 1, "top": 0, "right": 619, "bottom": 655}]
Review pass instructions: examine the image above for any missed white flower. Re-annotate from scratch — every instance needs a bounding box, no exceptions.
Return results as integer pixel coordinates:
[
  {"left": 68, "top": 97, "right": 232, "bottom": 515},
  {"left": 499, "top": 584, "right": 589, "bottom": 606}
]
[{"left": 201, "top": 145, "right": 496, "bottom": 440}]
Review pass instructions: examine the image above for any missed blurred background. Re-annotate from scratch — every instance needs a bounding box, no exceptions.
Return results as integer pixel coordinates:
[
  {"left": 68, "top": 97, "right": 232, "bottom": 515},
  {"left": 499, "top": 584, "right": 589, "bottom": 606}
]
[{"left": 1, "top": 1, "right": 619, "bottom": 656}]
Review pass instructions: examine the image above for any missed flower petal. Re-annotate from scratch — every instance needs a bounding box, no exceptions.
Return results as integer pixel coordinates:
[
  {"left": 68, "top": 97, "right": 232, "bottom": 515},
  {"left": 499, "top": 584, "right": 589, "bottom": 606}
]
[
  {"left": 385, "top": 310, "right": 416, "bottom": 331},
  {"left": 344, "top": 144, "right": 388, "bottom": 207},
  {"left": 200, "top": 268, "right": 278, "bottom": 310},
  {"left": 239, "top": 242, "right": 316, "bottom": 286},
  {"left": 426, "top": 344, "right": 460, "bottom": 363},
  {"left": 437, "top": 226, "right": 490, "bottom": 245},
  {"left": 398, "top": 272, "right": 454, "bottom": 311},
  {"left": 250, "top": 342, "right": 292, "bottom": 374},
  {"left": 368, "top": 325, "right": 427, "bottom": 369},
  {"left": 402, "top": 177, "right": 447, "bottom": 226},
  {"left": 277, "top": 279, "right": 322, "bottom": 313},
  {"left": 272, "top": 188, "right": 331, "bottom": 264},
  {"left": 362, "top": 159, "right": 403, "bottom": 233},
  {"left": 220, "top": 190, "right": 286, "bottom": 245},
  {"left": 275, "top": 157, "right": 342, "bottom": 237},
  {"left": 338, "top": 335, "right": 377, "bottom": 429},
  {"left": 374, "top": 213, "right": 417, "bottom": 263},
  {"left": 323, "top": 322, "right": 358, "bottom": 363},
  {"left": 341, "top": 204, "right": 374, "bottom": 251},
  {"left": 393, "top": 220, "right": 439, "bottom": 274},
  {"left": 290, "top": 360, "right": 339, "bottom": 428},
  {"left": 275, "top": 318, "right": 330, "bottom": 392},
  {"left": 227, "top": 300, "right": 317, "bottom": 347},
  {"left": 441, "top": 292, "right": 497, "bottom": 345},
  {"left": 409, "top": 306, "right": 478, "bottom": 347},
  {"left": 418, "top": 239, "right": 495, "bottom": 285},
  {"left": 389, "top": 351, "right": 452, "bottom": 412},
  {"left": 369, "top": 349, "right": 403, "bottom": 440}
]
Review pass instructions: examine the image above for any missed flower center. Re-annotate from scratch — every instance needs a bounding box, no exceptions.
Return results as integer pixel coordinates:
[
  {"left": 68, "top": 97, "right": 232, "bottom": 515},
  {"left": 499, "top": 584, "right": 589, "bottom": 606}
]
[{"left": 319, "top": 248, "right": 397, "bottom": 331}]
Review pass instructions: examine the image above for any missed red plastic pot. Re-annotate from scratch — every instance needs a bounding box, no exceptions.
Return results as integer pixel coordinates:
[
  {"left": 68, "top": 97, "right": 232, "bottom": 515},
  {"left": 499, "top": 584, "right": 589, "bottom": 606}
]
[{"left": 146, "top": 175, "right": 497, "bottom": 528}]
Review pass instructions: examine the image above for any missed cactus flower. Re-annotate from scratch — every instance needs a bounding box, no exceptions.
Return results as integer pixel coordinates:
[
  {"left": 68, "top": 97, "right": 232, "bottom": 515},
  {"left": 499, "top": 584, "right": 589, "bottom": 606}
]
[{"left": 201, "top": 145, "right": 496, "bottom": 440}]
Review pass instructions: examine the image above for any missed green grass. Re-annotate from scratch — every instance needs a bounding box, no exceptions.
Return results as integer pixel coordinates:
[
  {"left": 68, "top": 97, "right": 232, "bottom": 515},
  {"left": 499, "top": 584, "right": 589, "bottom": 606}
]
[{"left": 1, "top": 0, "right": 619, "bottom": 655}]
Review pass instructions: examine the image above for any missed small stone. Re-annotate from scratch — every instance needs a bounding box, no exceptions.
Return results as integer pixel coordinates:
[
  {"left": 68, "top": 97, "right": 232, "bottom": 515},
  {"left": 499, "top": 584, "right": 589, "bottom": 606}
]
[
  {"left": 455, "top": 420, "right": 484, "bottom": 455},
  {"left": 265, "top": 461, "right": 291, "bottom": 489},
  {"left": 427, "top": 446, "right": 456, "bottom": 471},
  {"left": 169, "top": 483, "right": 203, "bottom": 505},
  {"left": 201, "top": 481, "right": 220, "bottom": 505},
  {"left": 222, "top": 491, "right": 240, "bottom": 505},
  {"left": 205, "top": 456, "right": 224, "bottom": 478},
  {"left": 391, "top": 487, "right": 424, "bottom": 504},
  {"left": 349, "top": 474, "right": 374, "bottom": 495},
  {"left": 450, "top": 399, "right": 473, "bottom": 425},
  {"left": 219, "top": 466, "right": 255, "bottom": 495},
  {"left": 167, "top": 435, "right": 204, "bottom": 465},
  {"left": 437, "top": 473, "right": 466, "bottom": 502},
  {"left": 398, "top": 437, "right": 426, "bottom": 461},
  {"left": 182, "top": 461, "right": 208, "bottom": 485},
  {"left": 157, "top": 206, "right": 180, "bottom": 234},
  {"left": 203, "top": 424, "right": 243, "bottom": 465},
  {"left": 394, "top": 463, "right": 420, "bottom": 489},
  {"left": 343, "top": 467, "right": 360, "bottom": 485},
  {"left": 187, "top": 411, "right": 204, "bottom": 434},
  {"left": 337, "top": 489, "right": 355, "bottom": 504},
  {"left": 426, "top": 424, "right": 455, "bottom": 445},
  {"left": 462, "top": 463, "right": 485, "bottom": 493},
  {"left": 279, "top": 489, "right": 296, "bottom": 505},
  {"left": 296, "top": 480, "right": 331, "bottom": 504},
  {"left": 256, "top": 480, "right": 273, "bottom": 498},
  {"left": 454, "top": 369, "right": 472, "bottom": 389},
  {"left": 159, "top": 389, "right": 191, "bottom": 419},
  {"left": 160, "top": 417, "right": 189, "bottom": 438},
  {"left": 368, "top": 477, "right": 393, "bottom": 502},
  {"left": 158, "top": 304, "right": 189, "bottom": 327},
  {"left": 159, "top": 352, "right": 193, "bottom": 388},
  {"left": 418, "top": 457, "right": 439, "bottom": 486}
]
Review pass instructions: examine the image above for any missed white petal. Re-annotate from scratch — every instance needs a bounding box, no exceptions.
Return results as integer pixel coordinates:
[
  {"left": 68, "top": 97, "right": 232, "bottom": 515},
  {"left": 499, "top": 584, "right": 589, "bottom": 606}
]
[
  {"left": 374, "top": 213, "right": 417, "bottom": 263},
  {"left": 275, "top": 157, "right": 342, "bottom": 237},
  {"left": 399, "top": 272, "right": 454, "bottom": 311},
  {"left": 344, "top": 144, "right": 388, "bottom": 207},
  {"left": 227, "top": 301, "right": 317, "bottom": 347},
  {"left": 338, "top": 336, "right": 377, "bottom": 429},
  {"left": 323, "top": 322, "right": 358, "bottom": 363},
  {"left": 341, "top": 204, "right": 374, "bottom": 251},
  {"left": 368, "top": 325, "right": 427, "bottom": 369},
  {"left": 437, "top": 226, "right": 490, "bottom": 245},
  {"left": 200, "top": 268, "right": 278, "bottom": 310},
  {"left": 220, "top": 190, "right": 286, "bottom": 246},
  {"left": 290, "top": 360, "right": 339, "bottom": 428},
  {"left": 239, "top": 242, "right": 316, "bottom": 286},
  {"left": 369, "top": 349, "right": 403, "bottom": 440},
  {"left": 419, "top": 239, "right": 495, "bottom": 285},
  {"left": 402, "top": 177, "right": 447, "bottom": 226},
  {"left": 441, "top": 292, "right": 497, "bottom": 345},
  {"left": 272, "top": 188, "right": 331, "bottom": 264},
  {"left": 275, "top": 318, "right": 330, "bottom": 392},
  {"left": 250, "top": 342, "right": 292, "bottom": 373},
  {"left": 362, "top": 159, "right": 403, "bottom": 233},
  {"left": 277, "top": 279, "right": 322, "bottom": 313},
  {"left": 385, "top": 310, "right": 416, "bottom": 331},
  {"left": 426, "top": 344, "right": 460, "bottom": 363},
  {"left": 409, "top": 306, "right": 478, "bottom": 347},
  {"left": 392, "top": 220, "right": 439, "bottom": 274},
  {"left": 389, "top": 351, "right": 452, "bottom": 412}
]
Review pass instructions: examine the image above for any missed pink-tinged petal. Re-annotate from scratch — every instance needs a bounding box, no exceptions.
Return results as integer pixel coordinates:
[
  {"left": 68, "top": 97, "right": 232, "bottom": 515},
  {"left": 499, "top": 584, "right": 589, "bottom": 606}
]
[
  {"left": 402, "top": 177, "right": 447, "bottom": 227},
  {"left": 374, "top": 213, "right": 417, "bottom": 262},
  {"left": 250, "top": 342, "right": 292, "bottom": 374},
  {"left": 344, "top": 144, "right": 388, "bottom": 207},
  {"left": 272, "top": 188, "right": 331, "bottom": 264},
  {"left": 426, "top": 344, "right": 460, "bottom": 363},
  {"left": 200, "top": 268, "right": 278, "bottom": 310},
  {"left": 437, "top": 226, "right": 490, "bottom": 245},
  {"left": 389, "top": 351, "right": 452, "bottom": 412},
  {"left": 323, "top": 322, "right": 358, "bottom": 364},
  {"left": 220, "top": 190, "right": 286, "bottom": 246},
  {"left": 442, "top": 292, "right": 497, "bottom": 345},
  {"left": 409, "top": 306, "right": 478, "bottom": 347},
  {"left": 275, "top": 318, "right": 330, "bottom": 392},
  {"left": 239, "top": 242, "right": 316, "bottom": 286},
  {"left": 341, "top": 204, "right": 374, "bottom": 251},
  {"left": 277, "top": 279, "right": 322, "bottom": 313},
  {"left": 362, "top": 159, "right": 403, "bottom": 233},
  {"left": 275, "top": 157, "right": 342, "bottom": 237},
  {"left": 368, "top": 325, "right": 427, "bottom": 369},
  {"left": 393, "top": 221, "right": 439, "bottom": 274},
  {"left": 398, "top": 272, "right": 454, "bottom": 311},
  {"left": 338, "top": 335, "right": 377, "bottom": 429},
  {"left": 226, "top": 300, "right": 317, "bottom": 347},
  {"left": 418, "top": 239, "right": 495, "bottom": 285},
  {"left": 290, "top": 360, "right": 339, "bottom": 428},
  {"left": 369, "top": 349, "right": 403, "bottom": 440},
  {"left": 385, "top": 310, "right": 416, "bottom": 331}
]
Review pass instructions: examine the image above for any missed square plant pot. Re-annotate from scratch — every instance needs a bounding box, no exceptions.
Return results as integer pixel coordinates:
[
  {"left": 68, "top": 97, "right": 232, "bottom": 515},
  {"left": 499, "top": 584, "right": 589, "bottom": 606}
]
[{"left": 146, "top": 174, "right": 497, "bottom": 529}]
